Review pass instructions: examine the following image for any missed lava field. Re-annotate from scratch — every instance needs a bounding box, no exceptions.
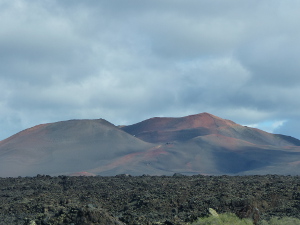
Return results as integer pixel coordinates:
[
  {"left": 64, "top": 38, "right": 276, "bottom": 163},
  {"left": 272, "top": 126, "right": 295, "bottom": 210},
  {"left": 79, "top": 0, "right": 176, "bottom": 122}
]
[{"left": 1, "top": 174, "right": 300, "bottom": 225}]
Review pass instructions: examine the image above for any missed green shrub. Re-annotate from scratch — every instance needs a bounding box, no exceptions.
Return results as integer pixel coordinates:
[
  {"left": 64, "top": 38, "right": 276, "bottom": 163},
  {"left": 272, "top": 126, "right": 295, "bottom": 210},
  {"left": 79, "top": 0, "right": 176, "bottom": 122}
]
[
  {"left": 191, "top": 208, "right": 300, "bottom": 225},
  {"left": 192, "top": 212, "right": 253, "bottom": 225},
  {"left": 259, "top": 217, "right": 300, "bottom": 225}
]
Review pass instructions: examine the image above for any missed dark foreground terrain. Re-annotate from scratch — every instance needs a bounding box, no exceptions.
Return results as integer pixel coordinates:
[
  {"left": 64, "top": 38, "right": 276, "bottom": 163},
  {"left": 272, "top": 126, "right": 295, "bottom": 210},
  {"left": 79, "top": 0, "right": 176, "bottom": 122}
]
[{"left": 1, "top": 174, "right": 300, "bottom": 225}]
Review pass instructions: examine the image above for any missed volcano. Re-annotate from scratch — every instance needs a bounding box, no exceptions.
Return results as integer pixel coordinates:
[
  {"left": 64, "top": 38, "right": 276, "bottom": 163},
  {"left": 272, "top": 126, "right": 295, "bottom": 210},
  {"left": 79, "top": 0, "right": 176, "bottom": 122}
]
[
  {"left": 0, "top": 119, "right": 154, "bottom": 177},
  {"left": 1, "top": 113, "right": 300, "bottom": 177},
  {"left": 121, "top": 112, "right": 300, "bottom": 146}
]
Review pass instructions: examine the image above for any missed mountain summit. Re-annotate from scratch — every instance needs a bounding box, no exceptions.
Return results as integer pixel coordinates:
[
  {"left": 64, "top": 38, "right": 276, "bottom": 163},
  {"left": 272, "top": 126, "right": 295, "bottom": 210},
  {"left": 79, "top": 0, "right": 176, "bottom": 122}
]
[
  {"left": 1, "top": 113, "right": 300, "bottom": 177},
  {"left": 121, "top": 112, "right": 237, "bottom": 143},
  {"left": 121, "top": 112, "right": 300, "bottom": 146}
]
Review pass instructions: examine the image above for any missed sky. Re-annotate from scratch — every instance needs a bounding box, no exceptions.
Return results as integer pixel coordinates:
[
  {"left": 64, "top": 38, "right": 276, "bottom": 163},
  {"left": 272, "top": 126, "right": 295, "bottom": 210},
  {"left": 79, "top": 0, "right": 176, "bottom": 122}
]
[{"left": 1, "top": 0, "right": 300, "bottom": 140}]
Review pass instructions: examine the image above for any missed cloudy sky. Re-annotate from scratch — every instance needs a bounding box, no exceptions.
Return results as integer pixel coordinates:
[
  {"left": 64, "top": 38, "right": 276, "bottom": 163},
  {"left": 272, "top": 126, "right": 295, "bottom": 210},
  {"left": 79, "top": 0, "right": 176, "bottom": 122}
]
[{"left": 1, "top": 0, "right": 300, "bottom": 140}]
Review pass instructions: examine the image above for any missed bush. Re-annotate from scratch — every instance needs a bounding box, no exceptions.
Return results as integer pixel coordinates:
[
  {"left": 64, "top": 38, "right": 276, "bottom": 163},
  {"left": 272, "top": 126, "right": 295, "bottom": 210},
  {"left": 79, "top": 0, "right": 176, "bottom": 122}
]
[
  {"left": 260, "top": 217, "right": 300, "bottom": 225},
  {"left": 191, "top": 208, "right": 300, "bottom": 225},
  {"left": 192, "top": 209, "right": 253, "bottom": 225}
]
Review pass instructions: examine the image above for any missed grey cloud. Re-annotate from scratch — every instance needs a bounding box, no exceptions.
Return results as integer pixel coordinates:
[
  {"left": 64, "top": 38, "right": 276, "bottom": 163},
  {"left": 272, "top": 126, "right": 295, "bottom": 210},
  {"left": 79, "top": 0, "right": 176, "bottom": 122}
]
[
  {"left": 237, "top": 38, "right": 300, "bottom": 86},
  {"left": 1, "top": 0, "right": 300, "bottom": 140},
  {"left": 274, "top": 118, "right": 300, "bottom": 139}
]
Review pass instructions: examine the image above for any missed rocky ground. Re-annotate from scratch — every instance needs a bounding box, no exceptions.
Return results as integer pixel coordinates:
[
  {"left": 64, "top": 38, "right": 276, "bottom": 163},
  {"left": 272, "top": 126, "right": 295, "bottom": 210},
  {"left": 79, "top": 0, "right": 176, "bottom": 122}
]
[{"left": 0, "top": 174, "right": 300, "bottom": 225}]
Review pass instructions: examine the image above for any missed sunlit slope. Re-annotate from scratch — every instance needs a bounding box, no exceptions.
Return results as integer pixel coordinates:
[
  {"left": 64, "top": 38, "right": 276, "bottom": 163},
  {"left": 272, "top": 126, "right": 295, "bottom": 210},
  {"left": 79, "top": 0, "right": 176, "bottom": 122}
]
[
  {"left": 0, "top": 119, "right": 154, "bottom": 177},
  {"left": 120, "top": 112, "right": 300, "bottom": 175},
  {"left": 1, "top": 113, "right": 300, "bottom": 177},
  {"left": 121, "top": 112, "right": 300, "bottom": 146}
]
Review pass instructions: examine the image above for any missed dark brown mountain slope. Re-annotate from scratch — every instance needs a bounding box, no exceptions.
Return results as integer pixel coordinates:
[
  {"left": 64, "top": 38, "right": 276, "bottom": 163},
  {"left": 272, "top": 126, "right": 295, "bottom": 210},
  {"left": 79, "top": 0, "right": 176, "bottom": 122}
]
[
  {"left": 0, "top": 119, "right": 155, "bottom": 177},
  {"left": 121, "top": 112, "right": 300, "bottom": 147},
  {"left": 1, "top": 113, "right": 300, "bottom": 177},
  {"left": 119, "top": 112, "right": 300, "bottom": 175}
]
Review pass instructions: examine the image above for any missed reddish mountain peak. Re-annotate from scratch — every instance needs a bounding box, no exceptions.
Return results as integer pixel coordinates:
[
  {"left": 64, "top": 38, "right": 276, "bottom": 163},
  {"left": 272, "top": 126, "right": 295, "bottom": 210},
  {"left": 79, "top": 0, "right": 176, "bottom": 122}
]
[
  {"left": 123, "top": 112, "right": 236, "bottom": 134},
  {"left": 0, "top": 119, "right": 116, "bottom": 143},
  {"left": 182, "top": 112, "right": 236, "bottom": 129}
]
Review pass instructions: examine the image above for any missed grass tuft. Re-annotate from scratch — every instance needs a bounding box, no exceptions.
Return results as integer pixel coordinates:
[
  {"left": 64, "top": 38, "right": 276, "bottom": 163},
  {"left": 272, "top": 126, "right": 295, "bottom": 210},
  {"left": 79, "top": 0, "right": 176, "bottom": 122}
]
[
  {"left": 192, "top": 212, "right": 253, "bottom": 225},
  {"left": 191, "top": 209, "right": 300, "bottom": 225},
  {"left": 259, "top": 217, "right": 300, "bottom": 225}
]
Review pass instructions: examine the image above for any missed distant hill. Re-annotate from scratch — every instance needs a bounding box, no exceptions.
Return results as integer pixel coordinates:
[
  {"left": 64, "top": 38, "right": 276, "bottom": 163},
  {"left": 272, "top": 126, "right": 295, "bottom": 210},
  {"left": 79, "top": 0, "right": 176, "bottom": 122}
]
[
  {"left": 1, "top": 113, "right": 300, "bottom": 177},
  {"left": 121, "top": 112, "right": 300, "bottom": 146},
  {"left": 0, "top": 119, "right": 154, "bottom": 177}
]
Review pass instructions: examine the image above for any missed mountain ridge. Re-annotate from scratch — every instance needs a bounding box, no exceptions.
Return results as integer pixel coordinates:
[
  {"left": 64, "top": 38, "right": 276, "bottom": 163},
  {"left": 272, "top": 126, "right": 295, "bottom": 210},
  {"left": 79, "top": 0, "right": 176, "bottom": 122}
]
[
  {"left": 1, "top": 112, "right": 300, "bottom": 177},
  {"left": 121, "top": 112, "right": 299, "bottom": 146}
]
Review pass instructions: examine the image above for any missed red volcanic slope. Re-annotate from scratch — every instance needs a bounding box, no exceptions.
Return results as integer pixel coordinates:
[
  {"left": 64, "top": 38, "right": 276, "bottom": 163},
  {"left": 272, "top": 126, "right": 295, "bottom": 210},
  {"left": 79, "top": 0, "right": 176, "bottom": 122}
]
[
  {"left": 122, "top": 113, "right": 235, "bottom": 133},
  {"left": 1, "top": 112, "right": 300, "bottom": 177},
  {"left": 121, "top": 113, "right": 233, "bottom": 143},
  {"left": 0, "top": 119, "right": 155, "bottom": 177},
  {"left": 121, "top": 112, "right": 300, "bottom": 146}
]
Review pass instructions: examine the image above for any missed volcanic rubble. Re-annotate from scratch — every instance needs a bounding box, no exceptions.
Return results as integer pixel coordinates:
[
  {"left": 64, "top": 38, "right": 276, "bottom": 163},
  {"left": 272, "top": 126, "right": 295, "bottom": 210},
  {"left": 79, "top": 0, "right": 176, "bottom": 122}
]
[{"left": 0, "top": 174, "right": 300, "bottom": 225}]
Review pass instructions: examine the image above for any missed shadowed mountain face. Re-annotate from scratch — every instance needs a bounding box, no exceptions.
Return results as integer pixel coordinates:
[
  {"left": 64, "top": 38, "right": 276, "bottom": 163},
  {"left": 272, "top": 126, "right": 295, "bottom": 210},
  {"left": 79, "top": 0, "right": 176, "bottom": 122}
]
[
  {"left": 0, "top": 119, "right": 155, "bottom": 177},
  {"left": 121, "top": 112, "right": 300, "bottom": 146},
  {"left": 1, "top": 113, "right": 300, "bottom": 177}
]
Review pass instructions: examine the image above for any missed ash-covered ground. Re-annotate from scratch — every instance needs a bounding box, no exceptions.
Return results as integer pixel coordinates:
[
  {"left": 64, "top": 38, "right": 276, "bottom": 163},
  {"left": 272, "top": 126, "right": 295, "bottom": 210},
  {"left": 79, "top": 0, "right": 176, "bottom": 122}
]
[{"left": 0, "top": 174, "right": 300, "bottom": 225}]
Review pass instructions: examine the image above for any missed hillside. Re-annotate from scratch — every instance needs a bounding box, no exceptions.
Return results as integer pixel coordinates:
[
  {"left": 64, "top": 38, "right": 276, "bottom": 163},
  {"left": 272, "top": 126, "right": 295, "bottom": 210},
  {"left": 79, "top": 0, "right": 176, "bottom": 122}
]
[
  {"left": 1, "top": 113, "right": 300, "bottom": 177},
  {"left": 0, "top": 119, "right": 154, "bottom": 177}
]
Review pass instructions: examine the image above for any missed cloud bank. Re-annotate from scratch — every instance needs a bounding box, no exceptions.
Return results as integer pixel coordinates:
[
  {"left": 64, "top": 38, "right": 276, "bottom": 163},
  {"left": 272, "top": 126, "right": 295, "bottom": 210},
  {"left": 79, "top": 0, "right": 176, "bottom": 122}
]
[{"left": 1, "top": 0, "right": 300, "bottom": 140}]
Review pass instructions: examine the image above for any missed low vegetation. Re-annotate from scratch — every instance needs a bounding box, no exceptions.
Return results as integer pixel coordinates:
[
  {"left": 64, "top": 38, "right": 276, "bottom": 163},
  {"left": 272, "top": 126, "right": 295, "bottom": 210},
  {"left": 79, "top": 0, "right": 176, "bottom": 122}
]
[
  {"left": 260, "top": 217, "right": 300, "bottom": 225},
  {"left": 191, "top": 209, "right": 300, "bottom": 225},
  {"left": 192, "top": 213, "right": 252, "bottom": 225}
]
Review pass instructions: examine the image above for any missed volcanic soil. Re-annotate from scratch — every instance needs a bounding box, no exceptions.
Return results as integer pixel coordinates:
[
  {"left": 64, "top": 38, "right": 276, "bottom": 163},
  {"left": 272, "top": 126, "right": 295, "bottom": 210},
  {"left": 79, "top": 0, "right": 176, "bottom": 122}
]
[{"left": 1, "top": 174, "right": 300, "bottom": 225}]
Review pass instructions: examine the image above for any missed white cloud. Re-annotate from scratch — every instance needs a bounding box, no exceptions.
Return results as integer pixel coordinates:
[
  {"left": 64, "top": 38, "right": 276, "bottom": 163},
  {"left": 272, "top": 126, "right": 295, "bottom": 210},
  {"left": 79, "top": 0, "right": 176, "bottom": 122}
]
[
  {"left": 1, "top": 0, "right": 300, "bottom": 140},
  {"left": 245, "top": 120, "right": 287, "bottom": 133}
]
